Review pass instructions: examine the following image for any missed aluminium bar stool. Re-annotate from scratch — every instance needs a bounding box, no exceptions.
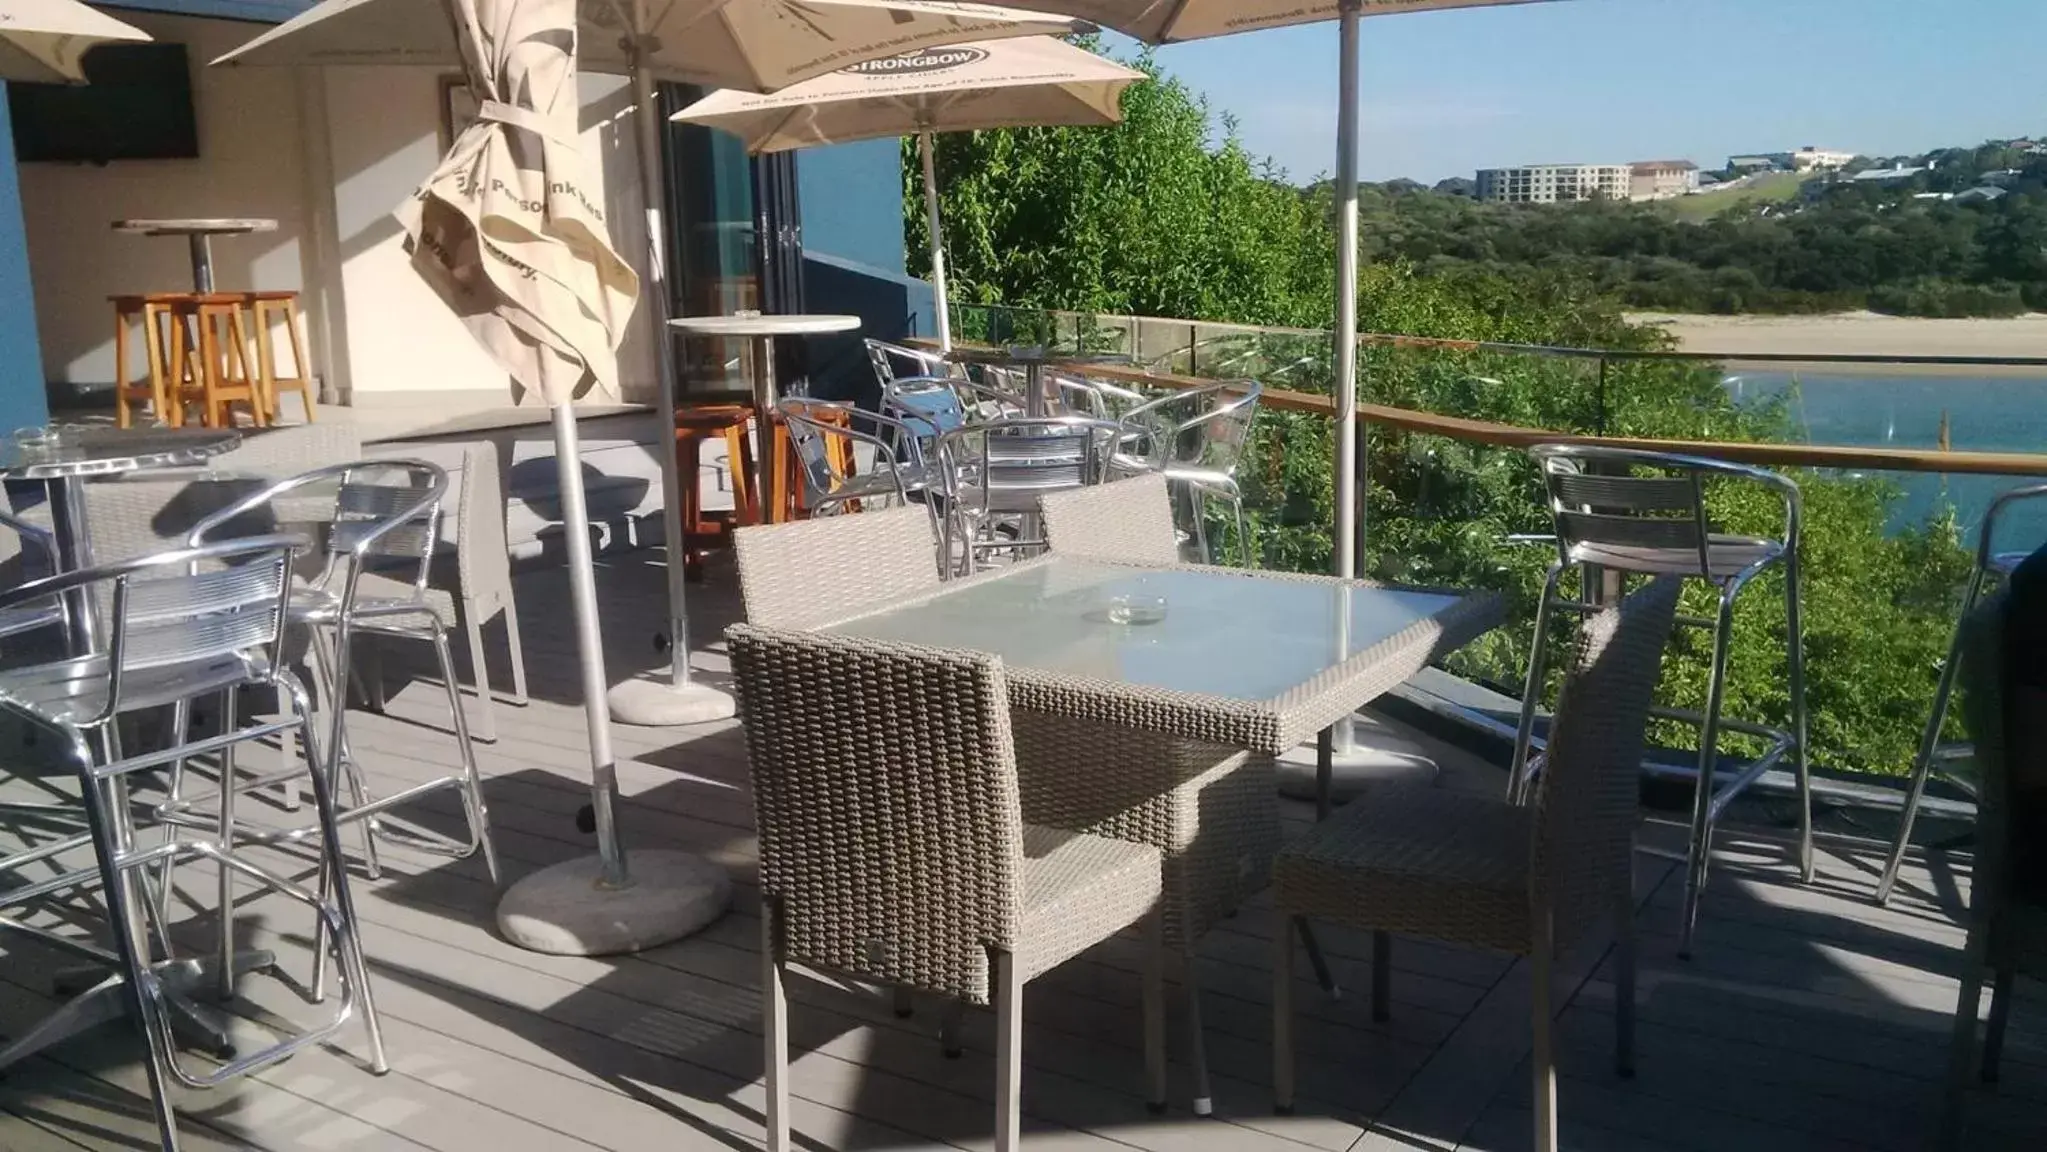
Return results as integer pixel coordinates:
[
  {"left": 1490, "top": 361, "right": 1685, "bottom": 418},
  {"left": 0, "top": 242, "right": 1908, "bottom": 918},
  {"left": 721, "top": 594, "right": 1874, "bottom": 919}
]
[
  {"left": 0, "top": 536, "right": 387, "bottom": 1152},
  {"left": 1114, "top": 379, "right": 1263, "bottom": 566},
  {"left": 934, "top": 416, "right": 1123, "bottom": 576},
  {"left": 160, "top": 461, "right": 499, "bottom": 896},
  {"left": 1876, "top": 482, "right": 2047, "bottom": 906},
  {"left": 1509, "top": 444, "right": 1810, "bottom": 957}
]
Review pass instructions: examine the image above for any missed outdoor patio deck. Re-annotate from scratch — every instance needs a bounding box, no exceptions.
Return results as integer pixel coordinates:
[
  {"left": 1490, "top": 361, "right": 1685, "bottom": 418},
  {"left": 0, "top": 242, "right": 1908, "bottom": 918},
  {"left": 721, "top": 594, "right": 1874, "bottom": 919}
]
[{"left": 1, "top": 551, "right": 2042, "bottom": 1151}]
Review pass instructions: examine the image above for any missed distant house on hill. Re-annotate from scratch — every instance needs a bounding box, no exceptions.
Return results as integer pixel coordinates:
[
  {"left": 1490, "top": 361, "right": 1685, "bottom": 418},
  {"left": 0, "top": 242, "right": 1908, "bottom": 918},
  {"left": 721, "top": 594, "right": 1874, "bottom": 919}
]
[
  {"left": 1629, "top": 159, "right": 1700, "bottom": 200},
  {"left": 1852, "top": 165, "right": 1927, "bottom": 183},
  {"left": 1790, "top": 148, "right": 1856, "bottom": 171},
  {"left": 1727, "top": 154, "right": 1782, "bottom": 173},
  {"left": 1957, "top": 186, "right": 2010, "bottom": 204}
]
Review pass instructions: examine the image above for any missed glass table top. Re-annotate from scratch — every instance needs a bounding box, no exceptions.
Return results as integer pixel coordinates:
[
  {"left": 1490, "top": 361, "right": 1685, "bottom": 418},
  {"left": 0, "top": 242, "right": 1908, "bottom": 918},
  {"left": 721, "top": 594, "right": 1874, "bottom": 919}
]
[
  {"left": 825, "top": 558, "right": 1462, "bottom": 704},
  {"left": 0, "top": 427, "right": 240, "bottom": 480}
]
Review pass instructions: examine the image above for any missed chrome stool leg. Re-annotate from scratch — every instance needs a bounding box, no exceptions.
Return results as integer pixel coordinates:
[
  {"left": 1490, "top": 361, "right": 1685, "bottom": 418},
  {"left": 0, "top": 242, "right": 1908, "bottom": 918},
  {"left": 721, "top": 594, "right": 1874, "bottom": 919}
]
[
  {"left": 429, "top": 620, "right": 500, "bottom": 886},
  {"left": 1877, "top": 566, "right": 1987, "bottom": 906},
  {"left": 1679, "top": 587, "right": 1738, "bottom": 959},
  {"left": 1509, "top": 564, "right": 1566, "bottom": 806},
  {"left": 1785, "top": 545, "right": 1815, "bottom": 884}
]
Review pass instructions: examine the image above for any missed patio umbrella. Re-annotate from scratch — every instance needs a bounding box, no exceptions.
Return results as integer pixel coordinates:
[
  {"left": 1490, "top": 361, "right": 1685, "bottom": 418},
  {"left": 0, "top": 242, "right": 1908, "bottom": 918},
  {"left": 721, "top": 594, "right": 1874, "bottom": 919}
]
[
  {"left": 394, "top": 0, "right": 740, "bottom": 955},
  {"left": 217, "top": 0, "right": 1084, "bottom": 729},
  {"left": 0, "top": 0, "right": 151, "bottom": 83},
  {"left": 672, "top": 36, "right": 1144, "bottom": 350},
  {"left": 988, "top": 0, "right": 1567, "bottom": 580}
]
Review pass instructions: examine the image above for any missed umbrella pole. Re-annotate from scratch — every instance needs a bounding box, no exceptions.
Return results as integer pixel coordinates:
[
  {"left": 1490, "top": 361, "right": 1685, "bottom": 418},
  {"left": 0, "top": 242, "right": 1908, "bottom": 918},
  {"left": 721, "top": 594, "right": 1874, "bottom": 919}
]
[
  {"left": 552, "top": 403, "right": 628, "bottom": 886},
  {"left": 1332, "top": 0, "right": 1362, "bottom": 584},
  {"left": 604, "top": 42, "right": 738, "bottom": 728},
  {"left": 496, "top": 406, "right": 731, "bottom": 957},
  {"left": 918, "top": 130, "right": 952, "bottom": 351}
]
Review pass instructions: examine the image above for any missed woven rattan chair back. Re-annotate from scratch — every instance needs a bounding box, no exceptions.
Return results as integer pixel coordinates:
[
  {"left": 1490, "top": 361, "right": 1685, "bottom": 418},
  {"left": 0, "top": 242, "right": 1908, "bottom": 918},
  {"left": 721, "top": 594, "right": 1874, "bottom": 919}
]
[
  {"left": 1039, "top": 472, "right": 1182, "bottom": 565},
  {"left": 733, "top": 504, "right": 942, "bottom": 630},
  {"left": 1530, "top": 576, "right": 1680, "bottom": 942},
  {"left": 729, "top": 624, "right": 1023, "bottom": 1003}
]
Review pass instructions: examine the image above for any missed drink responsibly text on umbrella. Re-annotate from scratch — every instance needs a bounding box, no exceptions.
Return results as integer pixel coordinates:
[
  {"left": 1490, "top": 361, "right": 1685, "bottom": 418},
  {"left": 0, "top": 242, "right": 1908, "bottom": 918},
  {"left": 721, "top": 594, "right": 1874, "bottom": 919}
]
[
  {"left": 219, "top": 0, "right": 1084, "bottom": 735},
  {"left": 215, "top": 0, "right": 1083, "bottom": 953},
  {"left": 0, "top": 0, "right": 152, "bottom": 83},
  {"left": 672, "top": 36, "right": 1144, "bottom": 350}
]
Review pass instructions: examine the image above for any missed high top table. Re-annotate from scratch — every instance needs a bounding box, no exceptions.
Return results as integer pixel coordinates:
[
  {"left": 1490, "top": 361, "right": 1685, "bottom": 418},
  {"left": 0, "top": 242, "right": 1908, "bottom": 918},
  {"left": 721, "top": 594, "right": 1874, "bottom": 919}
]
[
  {"left": 668, "top": 313, "right": 860, "bottom": 523},
  {"left": 112, "top": 218, "right": 279, "bottom": 293},
  {"left": 0, "top": 424, "right": 251, "bottom": 1077},
  {"left": 943, "top": 345, "right": 1132, "bottom": 417}
]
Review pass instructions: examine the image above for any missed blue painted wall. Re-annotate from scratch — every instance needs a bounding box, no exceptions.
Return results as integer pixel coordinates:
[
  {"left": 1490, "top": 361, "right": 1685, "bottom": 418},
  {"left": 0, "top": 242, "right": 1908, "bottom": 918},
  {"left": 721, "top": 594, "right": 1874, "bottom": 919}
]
[
  {"left": 0, "top": 81, "right": 47, "bottom": 431},
  {"left": 795, "top": 138, "right": 936, "bottom": 403}
]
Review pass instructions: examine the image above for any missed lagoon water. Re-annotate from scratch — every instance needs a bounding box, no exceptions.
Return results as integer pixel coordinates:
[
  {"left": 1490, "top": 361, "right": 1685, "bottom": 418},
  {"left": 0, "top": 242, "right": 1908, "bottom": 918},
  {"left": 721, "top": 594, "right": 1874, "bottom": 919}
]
[{"left": 1727, "top": 371, "right": 2047, "bottom": 547}]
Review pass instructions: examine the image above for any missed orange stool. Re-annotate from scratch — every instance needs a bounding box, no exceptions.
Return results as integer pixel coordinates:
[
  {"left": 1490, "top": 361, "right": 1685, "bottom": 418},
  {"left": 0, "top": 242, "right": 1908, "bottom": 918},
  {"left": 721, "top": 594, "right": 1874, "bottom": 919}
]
[
  {"left": 247, "top": 290, "right": 316, "bottom": 423},
  {"left": 674, "top": 403, "right": 759, "bottom": 581},
  {"left": 172, "top": 294, "right": 268, "bottom": 429},
  {"left": 110, "top": 293, "right": 189, "bottom": 428}
]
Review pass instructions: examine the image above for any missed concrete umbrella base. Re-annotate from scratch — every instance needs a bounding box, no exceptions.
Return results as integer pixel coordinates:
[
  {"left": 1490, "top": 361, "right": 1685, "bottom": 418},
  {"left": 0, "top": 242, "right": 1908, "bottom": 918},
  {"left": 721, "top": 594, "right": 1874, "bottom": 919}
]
[
  {"left": 606, "top": 678, "right": 737, "bottom": 727},
  {"left": 1276, "top": 712, "right": 1440, "bottom": 804},
  {"left": 497, "top": 850, "right": 732, "bottom": 956}
]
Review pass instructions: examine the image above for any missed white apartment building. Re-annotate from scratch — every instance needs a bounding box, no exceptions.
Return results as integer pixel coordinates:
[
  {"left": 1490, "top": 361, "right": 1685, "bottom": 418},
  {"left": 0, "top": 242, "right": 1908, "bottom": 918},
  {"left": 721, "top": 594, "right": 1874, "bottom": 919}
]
[
  {"left": 1790, "top": 148, "right": 1857, "bottom": 171},
  {"left": 1629, "top": 159, "right": 1701, "bottom": 200},
  {"left": 1474, "top": 164, "right": 1633, "bottom": 203}
]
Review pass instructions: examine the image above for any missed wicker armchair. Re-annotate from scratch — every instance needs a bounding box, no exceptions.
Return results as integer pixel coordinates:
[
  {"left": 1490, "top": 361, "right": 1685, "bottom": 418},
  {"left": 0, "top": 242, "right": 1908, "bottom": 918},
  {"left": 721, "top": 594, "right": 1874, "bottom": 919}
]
[
  {"left": 727, "top": 624, "right": 1166, "bottom": 1152},
  {"left": 1272, "top": 577, "right": 1681, "bottom": 1152},
  {"left": 733, "top": 504, "right": 944, "bottom": 629},
  {"left": 1040, "top": 472, "right": 1182, "bottom": 565},
  {"left": 1942, "top": 594, "right": 2047, "bottom": 1148}
]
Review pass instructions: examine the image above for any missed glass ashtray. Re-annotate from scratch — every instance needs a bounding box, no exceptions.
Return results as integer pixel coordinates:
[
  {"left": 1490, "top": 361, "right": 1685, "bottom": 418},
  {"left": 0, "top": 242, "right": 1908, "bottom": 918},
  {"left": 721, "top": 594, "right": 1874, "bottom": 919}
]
[{"left": 1098, "top": 593, "right": 1169, "bottom": 626}]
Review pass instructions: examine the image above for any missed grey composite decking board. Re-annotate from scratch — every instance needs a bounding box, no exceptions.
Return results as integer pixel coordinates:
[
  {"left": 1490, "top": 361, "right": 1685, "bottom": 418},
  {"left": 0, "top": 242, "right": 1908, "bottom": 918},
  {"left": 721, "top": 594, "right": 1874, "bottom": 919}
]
[{"left": 0, "top": 557, "right": 2041, "bottom": 1151}]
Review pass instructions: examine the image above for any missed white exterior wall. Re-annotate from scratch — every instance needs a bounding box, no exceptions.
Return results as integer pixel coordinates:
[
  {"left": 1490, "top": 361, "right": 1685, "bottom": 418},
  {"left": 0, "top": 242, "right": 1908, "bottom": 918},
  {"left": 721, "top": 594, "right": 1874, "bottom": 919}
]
[{"left": 17, "top": 13, "right": 659, "bottom": 412}]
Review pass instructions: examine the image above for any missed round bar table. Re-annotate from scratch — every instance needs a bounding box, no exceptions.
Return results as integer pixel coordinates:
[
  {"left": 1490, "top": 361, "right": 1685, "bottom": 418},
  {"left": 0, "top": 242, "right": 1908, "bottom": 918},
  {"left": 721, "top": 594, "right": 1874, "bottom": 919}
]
[
  {"left": 0, "top": 426, "right": 241, "bottom": 649},
  {"left": 112, "top": 218, "right": 279, "bottom": 293},
  {"left": 668, "top": 313, "right": 860, "bottom": 523},
  {"left": 943, "top": 346, "right": 1133, "bottom": 417},
  {"left": 0, "top": 424, "right": 246, "bottom": 1077}
]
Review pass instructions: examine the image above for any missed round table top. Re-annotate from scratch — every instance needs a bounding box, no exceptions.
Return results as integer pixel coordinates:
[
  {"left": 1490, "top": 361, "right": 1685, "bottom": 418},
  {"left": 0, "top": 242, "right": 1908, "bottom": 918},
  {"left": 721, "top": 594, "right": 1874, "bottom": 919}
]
[
  {"left": 668, "top": 313, "right": 860, "bottom": 337},
  {"left": 0, "top": 427, "right": 241, "bottom": 480},
  {"left": 943, "top": 345, "right": 1134, "bottom": 368},
  {"left": 112, "top": 218, "right": 280, "bottom": 237}
]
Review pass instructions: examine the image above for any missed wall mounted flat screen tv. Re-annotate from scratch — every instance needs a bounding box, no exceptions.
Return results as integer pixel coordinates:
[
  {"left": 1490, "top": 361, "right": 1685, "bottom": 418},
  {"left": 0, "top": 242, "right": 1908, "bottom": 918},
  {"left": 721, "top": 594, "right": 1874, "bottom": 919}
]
[{"left": 8, "top": 44, "right": 199, "bottom": 163}]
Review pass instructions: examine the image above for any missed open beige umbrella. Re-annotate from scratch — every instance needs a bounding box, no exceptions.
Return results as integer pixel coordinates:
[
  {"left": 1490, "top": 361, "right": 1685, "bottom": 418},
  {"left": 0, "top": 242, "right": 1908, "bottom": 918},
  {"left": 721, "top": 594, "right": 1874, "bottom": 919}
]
[
  {"left": 218, "top": 0, "right": 1085, "bottom": 730},
  {"left": 0, "top": 0, "right": 151, "bottom": 83},
  {"left": 673, "top": 36, "right": 1143, "bottom": 349},
  {"left": 399, "top": 0, "right": 732, "bottom": 956}
]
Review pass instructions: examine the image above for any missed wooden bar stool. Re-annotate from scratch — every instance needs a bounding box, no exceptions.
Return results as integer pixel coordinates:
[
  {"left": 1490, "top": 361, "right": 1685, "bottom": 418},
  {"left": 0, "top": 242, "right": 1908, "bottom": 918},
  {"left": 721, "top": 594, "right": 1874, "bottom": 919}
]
[
  {"left": 109, "top": 293, "right": 188, "bottom": 428},
  {"left": 173, "top": 293, "right": 268, "bottom": 429},
  {"left": 247, "top": 290, "right": 316, "bottom": 423},
  {"left": 675, "top": 403, "right": 759, "bottom": 581}
]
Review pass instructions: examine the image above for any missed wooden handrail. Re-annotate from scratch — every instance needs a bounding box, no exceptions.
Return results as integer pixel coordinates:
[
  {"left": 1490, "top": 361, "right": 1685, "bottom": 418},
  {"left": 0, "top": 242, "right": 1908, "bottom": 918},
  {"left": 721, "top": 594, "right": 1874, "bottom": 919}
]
[{"left": 916, "top": 341, "right": 2047, "bottom": 479}]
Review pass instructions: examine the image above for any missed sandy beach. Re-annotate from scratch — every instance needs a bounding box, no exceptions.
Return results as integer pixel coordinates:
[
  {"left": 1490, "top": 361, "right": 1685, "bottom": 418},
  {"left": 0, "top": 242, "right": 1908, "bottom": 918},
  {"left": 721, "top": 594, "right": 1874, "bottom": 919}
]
[{"left": 1628, "top": 311, "right": 2047, "bottom": 371}]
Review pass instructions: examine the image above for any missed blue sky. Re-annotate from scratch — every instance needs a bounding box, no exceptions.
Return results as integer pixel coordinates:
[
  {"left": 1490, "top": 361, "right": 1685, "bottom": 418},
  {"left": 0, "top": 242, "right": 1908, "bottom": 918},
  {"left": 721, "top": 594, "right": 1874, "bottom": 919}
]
[{"left": 1110, "top": 0, "right": 2047, "bottom": 185}]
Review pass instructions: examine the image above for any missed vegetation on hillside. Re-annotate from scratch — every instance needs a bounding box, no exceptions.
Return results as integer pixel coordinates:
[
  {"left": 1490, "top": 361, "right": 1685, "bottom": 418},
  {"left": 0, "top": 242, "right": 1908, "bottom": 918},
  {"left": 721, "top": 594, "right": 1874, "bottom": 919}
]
[
  {"left": 903, "top": 45, "right": 1983, "bottom": 778},
  {"left": 1352, "top": 142, "right": 2047, "bottom": 317}
]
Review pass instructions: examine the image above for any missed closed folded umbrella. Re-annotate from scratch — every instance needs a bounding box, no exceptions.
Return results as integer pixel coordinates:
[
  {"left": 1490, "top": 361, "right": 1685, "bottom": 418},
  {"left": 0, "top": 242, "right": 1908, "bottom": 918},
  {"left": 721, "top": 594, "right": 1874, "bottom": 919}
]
[
  {"left": 673, "top": 36, "right": 1143, "bottom": 348},
  {"left": 0, "top": 0, "right": 151, "bottom": 83},
  {"left": 399, "top": 0, "right": 729, "bottom": 956},
  {"left": 219, "top": 0, "right": 1085, "bottom": 730}
]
